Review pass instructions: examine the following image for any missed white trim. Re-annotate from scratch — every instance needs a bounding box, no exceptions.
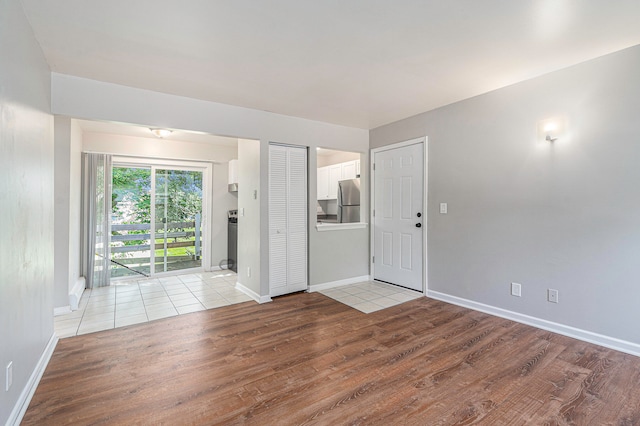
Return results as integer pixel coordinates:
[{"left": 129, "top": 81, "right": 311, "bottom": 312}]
[
  {"left": 423, "top": 138, "right": 429, "bottom": 297},
  {"left": 315, "top": 222, "right": 368, "bottom": 232},
  {"left": 308, "top": 275, "right": 372, "bottom": 292},
  {"left": 54, "top": 306, "right": 72, "bottom": 316},
  {"left": 7, "top": 334, "right": 59, "bottom": 426},
  {"left": 235, "top": 281, "right": 272, "bottom": 304},
  {"left": 69, "top": 276, "right": 85, "bottom": 311},
  {"left": 370, "top": 137, "right": 428, "bottom": 294},
  {"left": 428, "top": 290, "right": 640, "bottom": 357}
]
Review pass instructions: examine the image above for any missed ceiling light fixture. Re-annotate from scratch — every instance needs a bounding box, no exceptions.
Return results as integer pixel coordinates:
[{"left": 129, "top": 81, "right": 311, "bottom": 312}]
[{"left": 150, "top": 128, "right": 172, "bottom": 138}]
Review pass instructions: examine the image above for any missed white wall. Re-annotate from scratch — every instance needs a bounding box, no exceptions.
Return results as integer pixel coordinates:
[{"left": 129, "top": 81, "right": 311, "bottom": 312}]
[
  {"left": 370, "top": 45, "right": 640, "bottom": 352},
  {"left": 68, "top": 119, "right": 83, "bottom": 297},
  {"left": 52, "top": 118, "right": 85, "bottom": 312},
  {"left": 51, "top": 75, "right": 370, "bottom": 297},
  {"left": 237, "top": 139, "right": 261, "bottom": 294},
  {"left": 317, "top": 150, "right": 360, "bottom": 167},
  {"left": 83, "top": 132, "right": 238, "bottom": 164},
  {"left": 53, "top": 116, "right": 72, "bottom": 309},
  {"left": 82, "top": 131, "right": 238, "bottom": 273},
  {"left": 0, "top": 0, "right": 54, "bottom": 423}
]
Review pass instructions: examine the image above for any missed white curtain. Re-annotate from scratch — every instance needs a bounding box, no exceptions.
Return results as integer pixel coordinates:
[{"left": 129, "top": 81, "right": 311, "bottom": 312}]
[{"left": 81, "top": 153, "right": 112, "bottom": 288}]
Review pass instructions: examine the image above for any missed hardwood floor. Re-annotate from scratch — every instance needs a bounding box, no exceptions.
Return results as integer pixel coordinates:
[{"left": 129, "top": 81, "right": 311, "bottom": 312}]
[{"left": 24, "top": 293, "right": 640, "bottom": 425}]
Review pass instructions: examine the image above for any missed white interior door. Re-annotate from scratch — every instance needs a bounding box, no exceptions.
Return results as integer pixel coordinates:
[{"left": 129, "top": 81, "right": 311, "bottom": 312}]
[{"left": 373, "top": 141, "right": 424, "bottom": 291}]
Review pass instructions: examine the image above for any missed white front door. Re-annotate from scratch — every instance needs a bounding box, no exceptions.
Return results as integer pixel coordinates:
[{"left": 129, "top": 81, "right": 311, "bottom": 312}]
[{"left": 373, "top": 139, "right": 424, "bottom": 291}]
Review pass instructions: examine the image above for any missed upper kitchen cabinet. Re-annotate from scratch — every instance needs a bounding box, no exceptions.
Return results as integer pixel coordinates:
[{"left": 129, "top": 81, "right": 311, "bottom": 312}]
[
  {"left": 316, "top": 149, "right": 361, "bottom": 201},
  {"left": 317, "top": 166, "right": 329, "bottom": 200},
  {"left": 341, "top": 160, "right": 358, "bottom": 180}
]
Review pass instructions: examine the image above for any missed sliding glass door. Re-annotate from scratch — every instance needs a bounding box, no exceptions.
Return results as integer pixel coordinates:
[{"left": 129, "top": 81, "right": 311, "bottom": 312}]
[
  {"left": 154, "top": 168, "right": 203, "bottom": 274},
  {"left": 111, "top": 166, "right": 152, "bottom": 278},
  {"left": 110, "top": 160, "right": 209, "bottom": 279}
]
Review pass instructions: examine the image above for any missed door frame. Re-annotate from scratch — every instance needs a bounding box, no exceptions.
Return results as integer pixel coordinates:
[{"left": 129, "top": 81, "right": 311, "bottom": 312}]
[
  {"left": 112, "top": 156, "right": 213, "bottom": 277},
  {"left": 370, "top": 136, "right": 428, "bottom": 295}
]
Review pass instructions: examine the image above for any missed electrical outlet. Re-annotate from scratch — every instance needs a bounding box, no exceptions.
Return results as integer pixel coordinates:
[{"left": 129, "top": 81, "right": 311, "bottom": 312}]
[
  {"left": 511, "top": 282, "right": 522, "bottom": 297},
  {"left": 548, "top": 289, "right": 559, "bottom": 303},
  {"left": 6, "top": 361, "right": 12, "bottom": 391},
  {"left": 247, "top": 267, "right": 251, "bottom": 277}
]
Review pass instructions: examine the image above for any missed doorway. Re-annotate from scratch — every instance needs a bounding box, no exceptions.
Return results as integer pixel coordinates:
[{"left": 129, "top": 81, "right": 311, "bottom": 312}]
[
  {"left": 110, "top": 158, "right": 211, "bottom": 279},
  {"left": 371, "top": 137, "right": 426, "bottom": 292}
]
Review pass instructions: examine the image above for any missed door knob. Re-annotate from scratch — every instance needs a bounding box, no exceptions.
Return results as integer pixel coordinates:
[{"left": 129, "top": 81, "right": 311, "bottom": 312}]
[
  {"left": 416, "top": 212, "right": 422, "bottom": 218},
  {"left": 416, "top": 223, "right": 422, "bottom": 228}
]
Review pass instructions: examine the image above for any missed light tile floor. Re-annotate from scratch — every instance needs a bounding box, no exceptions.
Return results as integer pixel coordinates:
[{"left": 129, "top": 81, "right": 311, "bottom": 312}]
[
  {"left": 55, "top": 270, "right": 252, "bottom": 338},
  {"left": 55, "top": 274, "right": 423, "bottom": 338},
  {"left": 319, "top": 280, "right": 423, "bottom": 313}
]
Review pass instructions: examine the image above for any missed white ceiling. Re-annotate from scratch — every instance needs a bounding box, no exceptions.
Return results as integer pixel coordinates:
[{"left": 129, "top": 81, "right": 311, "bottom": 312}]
[{"left": 21, "top": 1, "right": 640, "bottom": 130}]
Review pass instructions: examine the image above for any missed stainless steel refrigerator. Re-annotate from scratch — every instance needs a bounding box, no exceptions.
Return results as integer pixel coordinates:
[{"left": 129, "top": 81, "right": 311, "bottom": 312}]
[{"left": 337, "top": 178, "right": 360, "bottom": 223}]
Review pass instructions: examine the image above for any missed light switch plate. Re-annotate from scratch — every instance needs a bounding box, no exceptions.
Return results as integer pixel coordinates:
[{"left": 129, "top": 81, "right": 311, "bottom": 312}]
[
  {"left": 440, "top": 203, "right": 448, "bottom": 214},
  {"left": 511, "top": 282, "right": 521, "bottom": 297}
]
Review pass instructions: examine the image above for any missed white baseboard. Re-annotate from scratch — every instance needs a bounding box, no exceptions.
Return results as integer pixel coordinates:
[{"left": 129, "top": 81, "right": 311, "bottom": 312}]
[
  {"left": 308, "top": 275, "right": 371, "bottom": 293},
  {"left": 69, "top": 277, "right": 85, "bottom": 311},
  {"left": 427, "top": 290, "right": 640, "bottom": 357},
  {"left": 53, "top": 306, "right": 71, "bottom": 316},
  {"left": 235, "top": 282, "right": 272, "bottom": 304},
  {"left": 7, "top": 333, "right": 58, "bottom": 426}
]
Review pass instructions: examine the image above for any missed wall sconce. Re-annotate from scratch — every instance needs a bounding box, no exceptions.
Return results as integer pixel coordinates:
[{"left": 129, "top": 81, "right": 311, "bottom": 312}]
[
  {"left": 538, "top": 117, "right": 565, "bottom": 143},
  {"left": 150, "top": 128, "right": 172, "bottom": 138}
]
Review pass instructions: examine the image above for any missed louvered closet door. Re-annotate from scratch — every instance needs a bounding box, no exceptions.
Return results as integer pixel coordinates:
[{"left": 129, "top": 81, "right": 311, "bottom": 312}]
[
  {"left": 269, "top": 144, "right": 308, "bottom": 297},
  {"left": 269, "top": 145, "right": 288, "bottom": 295}
]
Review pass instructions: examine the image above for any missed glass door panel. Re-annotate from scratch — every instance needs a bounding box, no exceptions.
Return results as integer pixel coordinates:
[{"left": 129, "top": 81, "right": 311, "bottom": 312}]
[
  {"left": 154, "top": 168, "right": 203, "bottom": 274},
  {"left": 110, "top": 166, "right": 152, "bottom": 278}
]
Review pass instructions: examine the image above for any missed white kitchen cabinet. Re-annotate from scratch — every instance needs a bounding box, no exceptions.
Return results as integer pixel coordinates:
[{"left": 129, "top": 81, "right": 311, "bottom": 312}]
[
  {"left": 317, "top": 166, "right": 330, "bottom": 200},
  {"left": 269, "top": 144, "right": 308, "bottom": 297},
  {"left": 317, "top": 159, "right": 361, "bottom": 200},
  {"left": 341, "top": 160, "right": 357, "bottom": 180}
]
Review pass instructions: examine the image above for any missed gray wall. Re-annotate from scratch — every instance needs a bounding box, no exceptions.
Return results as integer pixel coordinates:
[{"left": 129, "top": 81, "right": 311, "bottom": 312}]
[
  {"left": 0, "top": 0, "right": 54, "bottom": 423},
  {"left": 371, "top": 45, "right": 640, "bottom": 345}
]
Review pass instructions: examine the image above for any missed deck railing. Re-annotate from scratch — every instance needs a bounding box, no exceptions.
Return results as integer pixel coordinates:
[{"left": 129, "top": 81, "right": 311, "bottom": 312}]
[{"left": 110, "top": 215, "right": 201, "bottom": 276}]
